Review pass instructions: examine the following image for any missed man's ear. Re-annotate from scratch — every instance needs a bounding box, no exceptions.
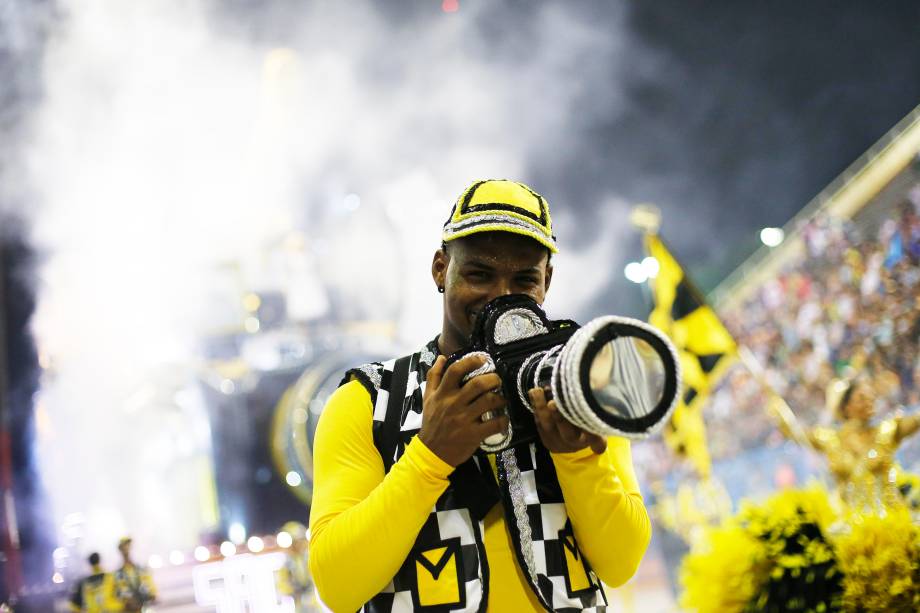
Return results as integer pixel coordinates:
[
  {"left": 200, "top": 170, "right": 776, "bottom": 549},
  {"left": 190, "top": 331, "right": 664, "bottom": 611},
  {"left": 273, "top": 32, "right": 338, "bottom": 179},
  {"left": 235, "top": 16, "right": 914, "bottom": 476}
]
[
  {"left": 543, "top": 261, "right": 553, "bottom": 294},
  {"left": 432, "top": 248, "right": 448, "bottom": 290}
]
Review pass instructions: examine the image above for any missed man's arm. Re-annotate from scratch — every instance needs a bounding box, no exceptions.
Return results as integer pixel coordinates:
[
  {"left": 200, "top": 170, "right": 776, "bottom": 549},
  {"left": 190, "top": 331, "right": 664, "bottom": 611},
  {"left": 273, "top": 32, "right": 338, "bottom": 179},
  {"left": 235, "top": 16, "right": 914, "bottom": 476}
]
[
  {"left": 551, "top": 438, "right": 651, "bottom": 588},
  {"left": 528, "top": 387, "right": 651, "bottom": 587},
  {"left": 895, "top": 412, "right": 920, "bottom": 442},
  {"left": 308, "top": 380, "right": 455, "bottom": 612}
]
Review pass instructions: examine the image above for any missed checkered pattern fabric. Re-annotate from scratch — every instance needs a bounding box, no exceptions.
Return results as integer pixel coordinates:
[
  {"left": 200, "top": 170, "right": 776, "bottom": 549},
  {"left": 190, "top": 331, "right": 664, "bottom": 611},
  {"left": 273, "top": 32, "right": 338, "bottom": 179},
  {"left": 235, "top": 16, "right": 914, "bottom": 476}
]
[
  {"left": 342, "top": 340, "right": 605, "bottom": 612},
  {"left": 495, "top": 444, "right": 607, "bottom": 611}
]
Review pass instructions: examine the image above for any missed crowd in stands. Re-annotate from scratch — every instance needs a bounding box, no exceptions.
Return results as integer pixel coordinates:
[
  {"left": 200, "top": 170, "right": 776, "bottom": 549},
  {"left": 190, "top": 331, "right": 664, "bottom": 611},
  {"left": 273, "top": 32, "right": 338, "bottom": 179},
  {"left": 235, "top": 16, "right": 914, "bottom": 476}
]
[
  {"left": 709, "top": 183, "right": 920, "bottom": 462},
  {"left": 639, "top": 172, "right": 920, "bottom": 487}
]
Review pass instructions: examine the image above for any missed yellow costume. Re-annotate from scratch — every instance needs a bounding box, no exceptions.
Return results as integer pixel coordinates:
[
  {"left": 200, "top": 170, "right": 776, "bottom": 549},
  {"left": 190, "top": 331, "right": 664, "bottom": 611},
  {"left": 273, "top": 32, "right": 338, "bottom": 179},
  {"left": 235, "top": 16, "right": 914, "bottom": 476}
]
[
  {"left": 68, "top": 564, "right": 122, "bottom": 613},
  {"left": 808, "top": 414, "right": 919, "bottom": 510},
  {"left": 113, "top": 563, "right": 156, "bottom": 612},
  {"left": 309, "top": 380, "right": 650, "bottom": 612},
  {"left": 769, "top": 380, "right": 920, "bottom": 512}
]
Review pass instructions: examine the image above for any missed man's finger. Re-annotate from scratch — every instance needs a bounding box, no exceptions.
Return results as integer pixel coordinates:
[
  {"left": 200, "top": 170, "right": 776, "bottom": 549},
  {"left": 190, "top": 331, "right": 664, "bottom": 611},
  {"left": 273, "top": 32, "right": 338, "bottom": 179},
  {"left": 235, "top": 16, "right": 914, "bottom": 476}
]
[
  {"left": 469, "top": 392, "right": 507, "bottom": 419},
  {"left": 441, "top": 353, "right": 487, "bottom": 390},
  {"left": 529, "top": 389, "right": 548, "bottom": 430},
  {"left": 426, "top": 355, "right": 447, "bottom": 390},
  {"left": 459, "top": 373, "right": 502, "bottom": 403},
  {"left": 529, "top": 387, "right": 548, "bottom": 411},
  {"left": 477, "top": 415, "right": 510, "bottom": 439}
]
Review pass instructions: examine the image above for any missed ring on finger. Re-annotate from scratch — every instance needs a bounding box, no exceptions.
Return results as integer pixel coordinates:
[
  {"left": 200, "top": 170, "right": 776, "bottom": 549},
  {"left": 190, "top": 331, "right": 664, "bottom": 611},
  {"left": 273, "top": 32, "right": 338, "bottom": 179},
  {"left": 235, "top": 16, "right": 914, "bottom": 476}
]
[{"left": 480, "top": 407, "right": 507, "bottom": 422}]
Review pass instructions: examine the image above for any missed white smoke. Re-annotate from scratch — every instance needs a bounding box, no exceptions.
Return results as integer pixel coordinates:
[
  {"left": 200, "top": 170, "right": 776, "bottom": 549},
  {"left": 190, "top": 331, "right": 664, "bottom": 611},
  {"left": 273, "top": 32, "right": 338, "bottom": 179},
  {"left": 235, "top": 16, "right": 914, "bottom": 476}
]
[{"left": 10, "top": 0, "right": 634, "bottom": 557}]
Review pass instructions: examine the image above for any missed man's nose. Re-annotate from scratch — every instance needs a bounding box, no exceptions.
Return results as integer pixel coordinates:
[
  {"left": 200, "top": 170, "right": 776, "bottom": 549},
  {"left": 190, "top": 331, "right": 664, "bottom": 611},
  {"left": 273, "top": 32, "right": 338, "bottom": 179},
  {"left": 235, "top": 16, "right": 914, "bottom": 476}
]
[{"left": 487, "top": 279, "right": 514, "bottom": 301}]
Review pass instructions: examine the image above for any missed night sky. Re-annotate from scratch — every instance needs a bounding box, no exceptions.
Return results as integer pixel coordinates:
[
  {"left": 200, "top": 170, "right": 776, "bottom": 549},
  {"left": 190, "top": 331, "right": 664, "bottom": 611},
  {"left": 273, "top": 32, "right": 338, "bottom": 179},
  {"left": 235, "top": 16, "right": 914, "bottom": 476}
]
[{"left": 537, "top": 0, "right": 920, "bottom": 291}]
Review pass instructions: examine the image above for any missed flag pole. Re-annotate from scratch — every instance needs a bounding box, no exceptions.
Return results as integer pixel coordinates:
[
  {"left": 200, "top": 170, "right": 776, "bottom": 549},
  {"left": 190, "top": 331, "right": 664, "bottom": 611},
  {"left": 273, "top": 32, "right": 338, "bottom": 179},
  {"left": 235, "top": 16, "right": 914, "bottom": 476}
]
[{"left": 735, "top": 345, "right": 813, "bottom": 449}]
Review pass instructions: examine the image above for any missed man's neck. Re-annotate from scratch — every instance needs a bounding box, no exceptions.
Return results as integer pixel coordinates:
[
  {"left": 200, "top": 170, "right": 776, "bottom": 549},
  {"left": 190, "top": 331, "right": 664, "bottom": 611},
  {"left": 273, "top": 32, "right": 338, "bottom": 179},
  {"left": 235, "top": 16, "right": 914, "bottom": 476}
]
[{"left": 437, "top": 330, "right": 465, "bottom": 357}]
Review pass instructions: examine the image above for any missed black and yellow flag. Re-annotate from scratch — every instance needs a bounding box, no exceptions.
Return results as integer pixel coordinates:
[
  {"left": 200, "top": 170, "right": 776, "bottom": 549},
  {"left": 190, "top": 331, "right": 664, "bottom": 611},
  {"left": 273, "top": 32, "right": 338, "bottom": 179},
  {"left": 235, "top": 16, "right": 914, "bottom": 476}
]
[{"left": 645, "top": 234, "right": 736, "bottom": 477}]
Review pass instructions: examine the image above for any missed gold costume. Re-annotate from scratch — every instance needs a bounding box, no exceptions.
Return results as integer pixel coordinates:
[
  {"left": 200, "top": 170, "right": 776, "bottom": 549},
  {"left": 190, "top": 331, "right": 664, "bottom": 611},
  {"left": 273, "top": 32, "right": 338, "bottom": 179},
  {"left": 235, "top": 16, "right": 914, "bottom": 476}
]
[{"left": 769, "top": 380, "right": 920, "bottom": 513}]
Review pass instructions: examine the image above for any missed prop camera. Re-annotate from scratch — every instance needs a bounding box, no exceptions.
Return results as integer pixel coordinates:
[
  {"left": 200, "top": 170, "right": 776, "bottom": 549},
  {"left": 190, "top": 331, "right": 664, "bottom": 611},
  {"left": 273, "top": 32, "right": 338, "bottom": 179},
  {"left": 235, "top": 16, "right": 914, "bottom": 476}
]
[{"left": 446, "top": 295, "right": 681, "bottom": 452}]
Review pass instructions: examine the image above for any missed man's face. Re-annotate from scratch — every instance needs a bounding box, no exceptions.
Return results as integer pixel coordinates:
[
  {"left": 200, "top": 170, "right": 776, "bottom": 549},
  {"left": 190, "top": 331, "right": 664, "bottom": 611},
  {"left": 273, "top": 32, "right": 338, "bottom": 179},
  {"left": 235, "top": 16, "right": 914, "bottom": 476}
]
[{"left": 432, "top": 232, "right": 553, "bottom": 353}]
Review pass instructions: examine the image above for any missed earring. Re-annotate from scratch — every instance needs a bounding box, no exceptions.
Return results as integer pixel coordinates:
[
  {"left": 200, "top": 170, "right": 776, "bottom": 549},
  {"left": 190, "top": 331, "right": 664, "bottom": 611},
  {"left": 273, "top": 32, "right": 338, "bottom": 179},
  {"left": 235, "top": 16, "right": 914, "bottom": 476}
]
[{"left": 438, "top": 286, "right": 445, "bottom": 293}]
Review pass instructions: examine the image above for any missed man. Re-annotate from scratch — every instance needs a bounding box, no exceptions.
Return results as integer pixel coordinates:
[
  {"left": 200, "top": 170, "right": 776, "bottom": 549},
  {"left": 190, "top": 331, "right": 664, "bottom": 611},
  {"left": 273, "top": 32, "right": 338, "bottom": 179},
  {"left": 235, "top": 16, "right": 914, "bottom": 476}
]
[
  {"left": 277, "top": 521, "right": 315, "bottom": 612},
  {"left": 68, "top": 552, "right": 120, "bottom": 613},
  {"left": 112, "top": 537, "right": 156, "bottom": 612},
  {"left": 309, "top": 180, "right": 651, "bottom": 612}
]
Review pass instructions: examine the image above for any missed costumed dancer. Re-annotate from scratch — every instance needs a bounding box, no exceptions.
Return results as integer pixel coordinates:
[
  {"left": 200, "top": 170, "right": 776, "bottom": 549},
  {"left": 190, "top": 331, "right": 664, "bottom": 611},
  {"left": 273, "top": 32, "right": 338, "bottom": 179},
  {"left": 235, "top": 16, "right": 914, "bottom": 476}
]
[
  {"left": 68, "top": 552, "right": 121, "bottom": 613},
  {"left": 113, "top": 537, "right": 156, "bottom": 612},
  {"left": 767, "top": 373, "right": 920, "bottom": 513}
]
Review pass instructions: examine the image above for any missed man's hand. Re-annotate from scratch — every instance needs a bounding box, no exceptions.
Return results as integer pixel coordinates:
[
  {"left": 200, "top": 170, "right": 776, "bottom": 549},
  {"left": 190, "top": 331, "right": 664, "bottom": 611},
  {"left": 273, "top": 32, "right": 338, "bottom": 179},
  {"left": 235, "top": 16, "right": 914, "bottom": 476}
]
[
  {"left": 530, "top": 387, "right": 607, "bottom": 455},
  {"left": 418, "top": 355, "right": 509, "bottom": 467}
]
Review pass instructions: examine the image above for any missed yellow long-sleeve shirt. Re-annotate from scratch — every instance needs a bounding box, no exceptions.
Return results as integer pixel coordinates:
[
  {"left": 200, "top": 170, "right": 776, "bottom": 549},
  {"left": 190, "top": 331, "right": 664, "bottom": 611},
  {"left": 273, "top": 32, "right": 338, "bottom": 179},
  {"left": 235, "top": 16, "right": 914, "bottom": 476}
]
[{"left": 309, "top": 380, "right": 651, "bottom": 612}]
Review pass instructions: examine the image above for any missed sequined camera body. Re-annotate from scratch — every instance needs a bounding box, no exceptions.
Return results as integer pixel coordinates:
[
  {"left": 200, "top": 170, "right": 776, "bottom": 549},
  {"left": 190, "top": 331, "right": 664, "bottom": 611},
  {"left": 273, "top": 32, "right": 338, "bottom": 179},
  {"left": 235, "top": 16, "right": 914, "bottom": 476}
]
[{"left": 445, "top": 294, "right": 682, "bottom": 453}]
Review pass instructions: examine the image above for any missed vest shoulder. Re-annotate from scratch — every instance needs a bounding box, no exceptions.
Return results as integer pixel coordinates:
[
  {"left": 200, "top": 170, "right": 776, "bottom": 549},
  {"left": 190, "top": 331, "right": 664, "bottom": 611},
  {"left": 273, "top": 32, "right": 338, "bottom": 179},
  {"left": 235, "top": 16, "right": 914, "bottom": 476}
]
[
  {"left": 341, "top": 361, "right": 387, "bottom": 400},
  {"left": 341, "top": 342, "right": 437, "bottom": 402}
]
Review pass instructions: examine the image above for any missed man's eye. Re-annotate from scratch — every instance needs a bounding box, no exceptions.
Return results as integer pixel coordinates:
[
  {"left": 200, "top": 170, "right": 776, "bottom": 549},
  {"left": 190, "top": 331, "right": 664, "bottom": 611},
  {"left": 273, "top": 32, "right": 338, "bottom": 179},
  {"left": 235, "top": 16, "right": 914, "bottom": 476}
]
[
  {"left": 517, "top": 277, "right": 539, "bottom": 286},
  {"left": 467, "top": 271, "right": 489, "bottom": 280}
]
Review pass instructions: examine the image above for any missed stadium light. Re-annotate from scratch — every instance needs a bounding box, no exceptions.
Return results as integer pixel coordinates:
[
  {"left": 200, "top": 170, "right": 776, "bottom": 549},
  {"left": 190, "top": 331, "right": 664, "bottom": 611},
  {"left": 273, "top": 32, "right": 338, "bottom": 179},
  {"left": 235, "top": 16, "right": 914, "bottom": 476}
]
[
  {"left": 247, "top": 536, "right": 265, "bottom": 553},
  {"left": 169, "top": 550, "right": 185, "bottom": 566},
  {"left": 276, "top": 531, "right": 293, "bottom": 549},
  {"left": 285, "top": 471, "right": 302, "bottom": 487},
  {"left": 229, "top": 522, "right": 246, "bottom": 545},
  {"left": 219, "top": 541, "right": 237, "bottom": 557},
  {"left": 624, "top": 262, "right": 648, "bottom": 284},
  {"left": 194, "top": 546, "right": 211, "bottom": 562},
  {"left": 641, "top": 256, "right": 660, "bottom": 279},
  {"left": 760, "top": 227, "right": 784, "bottom": 247}
]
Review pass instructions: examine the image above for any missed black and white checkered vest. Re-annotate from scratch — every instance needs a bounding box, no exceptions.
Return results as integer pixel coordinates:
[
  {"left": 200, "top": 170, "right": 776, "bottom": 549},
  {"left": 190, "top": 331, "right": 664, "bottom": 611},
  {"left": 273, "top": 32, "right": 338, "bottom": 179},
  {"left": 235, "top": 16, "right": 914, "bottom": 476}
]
[{"left": 343, "top": 339, "right": 607, "bottom": 613}]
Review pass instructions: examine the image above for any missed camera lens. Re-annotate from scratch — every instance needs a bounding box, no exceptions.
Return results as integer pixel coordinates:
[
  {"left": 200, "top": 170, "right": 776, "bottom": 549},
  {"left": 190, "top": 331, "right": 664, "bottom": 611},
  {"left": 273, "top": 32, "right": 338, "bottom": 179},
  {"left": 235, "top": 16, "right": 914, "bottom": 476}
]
[
  {"left": 586, "top": 337, "right": 666, "bottom": 420},
  {"left": 553, "top": 316, "right": 679, "bottom": 438}
]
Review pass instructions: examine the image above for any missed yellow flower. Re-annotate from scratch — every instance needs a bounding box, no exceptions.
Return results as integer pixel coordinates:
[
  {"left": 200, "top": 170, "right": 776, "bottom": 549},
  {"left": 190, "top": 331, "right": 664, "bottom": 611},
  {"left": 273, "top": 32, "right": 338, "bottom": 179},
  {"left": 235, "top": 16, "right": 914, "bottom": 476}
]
[
  {"left": 680, "top": 525, "right": 768, "bottom": 613},
  {"left": 834, "top": 507, "right": 920, "bottom": 611},
  {"left": 679, "top": 486, "right": 842, "bottom": 612}
]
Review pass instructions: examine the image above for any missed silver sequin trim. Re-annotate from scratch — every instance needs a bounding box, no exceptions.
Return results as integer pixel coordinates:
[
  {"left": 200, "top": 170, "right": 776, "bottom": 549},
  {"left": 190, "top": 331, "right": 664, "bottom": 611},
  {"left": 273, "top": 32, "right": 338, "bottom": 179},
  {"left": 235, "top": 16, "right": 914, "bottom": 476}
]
[
  {"left": 419, "top": 346, "right": 436, "bottom": 367},
  {"left": 500, "top": 448, "right": 537, "bottom": 585},
  {"left": 356, "top": 363, "right": 382, "bottom": 390},
  {"left": 443, "top": 213, "right": 556, "bottom": 250},
  {"left": 479, "top": 420, "right": 512, "bottom": 453},
  {"left": 461, "top": 351, "right": 495, "bottom": 382},
  {"left": 493, "top": 308, "right": 548, "bottom": 345}
]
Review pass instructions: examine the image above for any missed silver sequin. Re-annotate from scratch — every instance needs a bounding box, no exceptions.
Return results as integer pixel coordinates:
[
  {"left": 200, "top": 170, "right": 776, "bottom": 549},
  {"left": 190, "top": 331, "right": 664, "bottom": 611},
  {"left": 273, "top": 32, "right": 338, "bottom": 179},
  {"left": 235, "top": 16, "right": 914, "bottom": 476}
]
[
  {"left": 419, "top": 346, "right": 436, "bottom": 367},
  {"left": 493, "top": 309, "right": 548, "bottom": 345},
  {"left": 500, "top": 448, "right": 537, "bottom": 586},
  {"left": 357, "top": 363, "right": 382, "bottom": 389},
  {"left": 461, "top": 351, "right": 495, "bottom": 382}
]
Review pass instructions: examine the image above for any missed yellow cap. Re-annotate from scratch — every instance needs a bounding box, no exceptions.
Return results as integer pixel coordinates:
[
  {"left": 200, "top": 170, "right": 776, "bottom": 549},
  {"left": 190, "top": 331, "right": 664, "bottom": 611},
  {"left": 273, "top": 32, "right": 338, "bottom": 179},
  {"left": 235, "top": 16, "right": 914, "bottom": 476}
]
[{"left": 442, "top": 179, "right": 557, "bottom": 253}]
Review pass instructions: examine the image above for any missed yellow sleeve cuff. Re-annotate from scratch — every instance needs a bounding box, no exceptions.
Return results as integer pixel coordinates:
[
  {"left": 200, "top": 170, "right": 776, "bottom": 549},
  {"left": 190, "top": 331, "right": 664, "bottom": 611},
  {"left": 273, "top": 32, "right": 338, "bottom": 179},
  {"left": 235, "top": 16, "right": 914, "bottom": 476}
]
[
  {"left": 404, "top": 436, "right": 456, "bottom": 481},
  {"left": 550, "top": 446, "right": 597, "bottom": 462}
]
